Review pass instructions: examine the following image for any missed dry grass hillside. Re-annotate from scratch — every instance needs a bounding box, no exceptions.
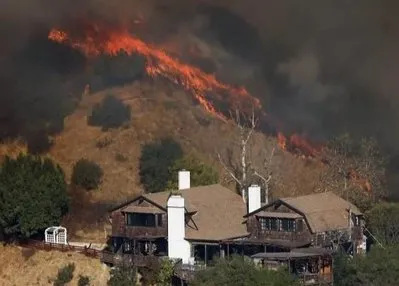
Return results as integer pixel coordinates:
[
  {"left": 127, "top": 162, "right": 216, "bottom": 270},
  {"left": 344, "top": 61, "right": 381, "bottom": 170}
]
[
  {"left": 0, "top": 79, "right": 329, "bottom": 242},
  {"left": 0, "top": 244, "right": 109, "bottom": 286}
]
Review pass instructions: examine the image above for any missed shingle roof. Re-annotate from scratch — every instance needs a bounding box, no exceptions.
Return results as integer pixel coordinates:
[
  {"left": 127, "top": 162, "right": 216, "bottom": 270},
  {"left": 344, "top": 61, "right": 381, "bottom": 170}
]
[
  {"left": 280, "top": 192, "right": 361, "bottom": 233},
  {"left": 143, "top": 184, "right": 249, "bottom": 241}
]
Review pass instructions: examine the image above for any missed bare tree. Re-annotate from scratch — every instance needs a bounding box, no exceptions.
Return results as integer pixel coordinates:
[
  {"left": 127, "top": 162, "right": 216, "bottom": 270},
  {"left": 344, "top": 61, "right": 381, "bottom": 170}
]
[
  {"left": 252, "top": 147, "right": 275, "bottom": 204},
  {"left": 217, "top": 109, "right": 275, "bottom": 203},
  {"left": 321, "top": 134, "right": 386, "bottom": 207}
]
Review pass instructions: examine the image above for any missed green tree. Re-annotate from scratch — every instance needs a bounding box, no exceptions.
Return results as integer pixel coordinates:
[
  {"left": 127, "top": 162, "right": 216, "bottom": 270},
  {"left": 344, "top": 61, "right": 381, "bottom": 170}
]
[
  {"left": 71, "top": 159, "right": 104, "bottom": 190},
  {"left": 192, "top": 256, "right": 298, "bottom": 286},
  {"left": 139, "top": 139, "right": 183, "bottom": 193},
  {"left": 87, "top": 95, "right": 131, "bottom": 130},
  {"left": 156, "top": 259, "right": 175, "bottom": 286},
  {"left": 0, "top": 154, "right": 69, "bottom": 237},
  {"left": 107, "top": 264, "right": 137, "bottom": 286},
  {"left": 334, "top": 246, "right": 399, "bottom": 286},
  {"left": 366, "top": 202, "right": 399, "bottom": 245},
  {"left": 166, "top": 156, "right": 219, "bottom": 190}
]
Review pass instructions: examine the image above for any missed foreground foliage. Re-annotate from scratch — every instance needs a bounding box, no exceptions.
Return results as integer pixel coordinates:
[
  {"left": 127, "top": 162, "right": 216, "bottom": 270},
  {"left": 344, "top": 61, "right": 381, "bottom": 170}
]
[
  {"left": 54, "top": 263, "right": 75, "bottom": 286},
  {"left": 334, "top": 245, "right": 399, "bottom": 286},
  {"left": 167, "top": 155, "right": 219, "bottom": 190},
  {"left": 71, "top": 159, "right": 104, "bottom": 190},
  {"left": 139, "top": 138, "right": 183, "bottom": 193},
  {"left": 366, "top": 202, "right": 399, "bottom": 245},
  {"left": 78, "top": 275, "right": 91, "bottom": 286},
  {"left": 0, "top": 154, "right": 69, "bottom": 237},
  {"left": 107, "top": 264, "right": 137, "bottom": 286},
  {"left": 192, "top": 256, "right": 298, "bottom": 286}
]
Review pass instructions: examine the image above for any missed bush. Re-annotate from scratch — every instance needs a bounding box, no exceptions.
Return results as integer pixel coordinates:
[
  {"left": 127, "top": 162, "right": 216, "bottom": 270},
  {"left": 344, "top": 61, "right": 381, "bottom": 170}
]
[
  {"left": 139, "top": 139, "right": 183, "bottom": 193},
  {"left": 88, "top": 52, "right": 146, "bottom": 92},
  {"left": 366, "top": 202, "right": 399, "bottom": 245},
  {"left": 78, "top": 275, "right": 90, "bottom": 286},
  {"left": 0, "top": 154, "right": 69, "bottom": 237},
  {"left": 26, "top": 131, "right": 54, "bottom": 154},
  {"left": 54, "top": 263, "right": 75, "bottom": 286},
  {"left": 87, "top": 95, "right": 131, "bottom": 130},
  {"left": 334, "top": 246, "right": 399, "bottom": 286},
  {"left": 71, "top": 159, "right": 103, "bottom": 190},
  {"left": 192, "top": 256, "right": 298, "bottom": 286},
  {"left": 166, "top": 155, "right": 219, "bottom": 190},
  {"left": 108, "top": 264, "right": 137, "bottom": 286}
]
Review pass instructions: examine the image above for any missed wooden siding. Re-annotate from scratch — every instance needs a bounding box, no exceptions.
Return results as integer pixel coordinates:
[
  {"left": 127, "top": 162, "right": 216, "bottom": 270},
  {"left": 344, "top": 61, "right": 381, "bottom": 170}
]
[
  {"left": 246, "top": 202, "right": 311, "bottom": 243},
  {"left": 111, "top": 198, "right": 168, "bottom": 238}
]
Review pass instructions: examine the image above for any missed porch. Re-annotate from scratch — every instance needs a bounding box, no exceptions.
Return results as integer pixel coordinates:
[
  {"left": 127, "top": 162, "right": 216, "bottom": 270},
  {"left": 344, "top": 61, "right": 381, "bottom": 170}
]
[
  {"left": 252, "top": 248, "right": 334, "bottom": 285},
  {"left": 101, "top": 236, "right": 168, "bottom": 266}
]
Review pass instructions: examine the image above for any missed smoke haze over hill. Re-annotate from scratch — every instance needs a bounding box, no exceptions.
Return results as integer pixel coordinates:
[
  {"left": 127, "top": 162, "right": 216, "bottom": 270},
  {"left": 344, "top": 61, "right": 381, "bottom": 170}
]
[{"left": 1, "top": 0, "right": 399, "bottom": 155}]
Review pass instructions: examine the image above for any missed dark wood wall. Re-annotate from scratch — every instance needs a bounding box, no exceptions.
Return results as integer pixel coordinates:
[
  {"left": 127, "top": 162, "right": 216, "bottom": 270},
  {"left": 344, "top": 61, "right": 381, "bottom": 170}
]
[
  {"left": 111, "top": 199, "right": 168, "bottom": 238},
  {"left": 246, "top": 203, "right": 312, "bottom": 243}
]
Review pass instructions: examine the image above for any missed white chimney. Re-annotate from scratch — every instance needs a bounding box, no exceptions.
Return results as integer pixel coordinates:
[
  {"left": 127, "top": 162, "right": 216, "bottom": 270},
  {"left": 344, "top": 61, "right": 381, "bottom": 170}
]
[
  {"left": 248, "top": 184, "right": 261, "bottom": 213},
  {"left": 178, "top": 170, "right": 190, "bottom": 190},
  {"left": 167, "top": 194, "right": 191, "bottom": 263}
]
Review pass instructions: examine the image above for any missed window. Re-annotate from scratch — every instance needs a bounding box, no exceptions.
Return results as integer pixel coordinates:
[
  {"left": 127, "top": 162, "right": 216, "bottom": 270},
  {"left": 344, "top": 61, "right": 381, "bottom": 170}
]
[
  {"left": 260, "top": 218, "right": 278, "bottom": 231},
  {"left": 157, "top": 214, "right": 163, "bottom": 227},
  {"left": 296, "top": 219, "right": 303, "bottom": 232},
  {"left": 280, "top": 219, "right": 295, "bottom": 232},
  {"left": 126, "top": 213, "right": 156, "bottom": 227}
]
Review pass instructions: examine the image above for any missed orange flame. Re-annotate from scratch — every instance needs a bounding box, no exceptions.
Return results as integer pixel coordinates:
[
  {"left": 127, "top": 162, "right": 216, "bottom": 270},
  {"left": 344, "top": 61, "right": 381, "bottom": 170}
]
[
  {"left": 48, "top": 24, "right": 261, "bottom": 120},
  {"left": 277, "top": 132, "right": 321, "bottom": 158},
  {"left": 348, "top": 170, "right": 372, "bottom": 193}
]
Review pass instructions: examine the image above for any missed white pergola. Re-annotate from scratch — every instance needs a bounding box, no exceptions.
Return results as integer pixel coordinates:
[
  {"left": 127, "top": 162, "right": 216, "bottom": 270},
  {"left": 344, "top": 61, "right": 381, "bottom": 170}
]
[{"left": 45, "top": 226, "right": 67, "bottom": 245}]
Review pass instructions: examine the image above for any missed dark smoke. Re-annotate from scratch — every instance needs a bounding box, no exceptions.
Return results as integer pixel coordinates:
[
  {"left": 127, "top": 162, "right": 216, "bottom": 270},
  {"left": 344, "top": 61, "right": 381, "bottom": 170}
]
[{"left": 2, "top": 0, "right": 399, "bottom": 154}]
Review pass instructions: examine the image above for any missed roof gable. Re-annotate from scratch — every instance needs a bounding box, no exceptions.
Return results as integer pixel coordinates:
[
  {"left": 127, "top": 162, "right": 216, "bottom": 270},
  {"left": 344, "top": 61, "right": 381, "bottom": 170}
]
[
  {"left": 109, "top": 195, "right": 167, "bottom": 213},
  {"left": 143, "top": 184, "right": 249, "bottom": 241},
  {"left": 244, "top": 192, "right": 362, "bottom": 233}
]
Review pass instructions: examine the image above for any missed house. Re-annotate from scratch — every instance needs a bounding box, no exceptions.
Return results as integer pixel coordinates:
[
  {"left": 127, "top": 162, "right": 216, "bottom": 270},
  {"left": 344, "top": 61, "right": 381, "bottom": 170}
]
[
  {"left": 105, "top": 170, "right": 249, "bottom": 267},
  {"left": 244, "top": 191, "right": 365, "bottom": 252},
  {"left": 103, "top": 170, "right": 365, "bottom": 280}
]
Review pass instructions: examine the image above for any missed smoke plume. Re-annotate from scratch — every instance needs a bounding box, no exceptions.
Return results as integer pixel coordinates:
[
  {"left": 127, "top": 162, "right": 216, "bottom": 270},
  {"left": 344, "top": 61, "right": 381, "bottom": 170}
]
[{"left": 2, "top": 0, "right": 399, "bottom": 155}]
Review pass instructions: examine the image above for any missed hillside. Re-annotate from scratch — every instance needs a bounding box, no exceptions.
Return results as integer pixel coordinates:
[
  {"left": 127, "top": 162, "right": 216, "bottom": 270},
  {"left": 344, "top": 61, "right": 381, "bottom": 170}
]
[
  {"left": 0, "top": 244, "right": 109, "bottom": 286},
  {"left": 0, "top": 79, "right": 329, "bottom": 242}
]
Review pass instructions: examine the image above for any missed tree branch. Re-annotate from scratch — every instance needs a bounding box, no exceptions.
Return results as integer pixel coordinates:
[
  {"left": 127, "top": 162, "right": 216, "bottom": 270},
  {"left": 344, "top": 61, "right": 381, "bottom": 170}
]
[{"left": 217, "top": 153, "right": 242, "bottom": 187}]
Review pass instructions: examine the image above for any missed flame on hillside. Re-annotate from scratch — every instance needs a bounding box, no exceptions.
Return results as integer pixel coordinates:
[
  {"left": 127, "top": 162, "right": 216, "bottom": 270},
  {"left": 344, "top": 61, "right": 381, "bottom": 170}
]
[
  {"left": 48, "top": 23, "right": 261, "bottom": 121},
  {"left": 277, "top": 132, "right": 322, "bottom": 158},
  {"left": 48, "top": 21, "right": 372, "bottom": 195}
]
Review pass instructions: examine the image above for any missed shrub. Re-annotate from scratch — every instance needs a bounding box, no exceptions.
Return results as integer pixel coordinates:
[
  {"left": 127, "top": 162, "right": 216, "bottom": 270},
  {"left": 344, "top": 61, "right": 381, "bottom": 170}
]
[
  {"left": 139, "top": 139, "right": 183, "bottom": 193},
  {"left": 0, "top": 154, "right": 69, "bottom": 237},
  {"left": 192, "top": 256, "right": 298, "bottom": 286},
  {"left": 166, "top": 155, "right": 219, "bottom": 190},
  {"left": 115, "top": 153, "right": 128, "bottom": 162},
  {"left": 108, "top": 264, "right": 137, "bottom": 286},
  {"left": 95, "top": 137, "right": 113, "bottom": 149},
  {"left": 78, "top": 275, "right": 90, "bottom": 286},
  {"left": 26, "top": 131, "right": 53, "bottom": 154},
  {"left": 71, "top": 159, "right": 103, "bottom": 190},
  {"left": 54, "top": 263, "right": 75, "bottom": 286},
  {"left": 87, "top": 95, "right": 131, "bottom": 130},
  {"left": 89, "top": 52, "right": 146, "bottom": 92}
]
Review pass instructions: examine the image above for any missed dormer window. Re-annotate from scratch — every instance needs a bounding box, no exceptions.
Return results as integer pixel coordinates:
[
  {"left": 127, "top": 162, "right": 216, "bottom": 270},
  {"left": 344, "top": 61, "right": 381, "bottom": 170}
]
[{"left": 127, "top": 213, "right": 156, "bottom": 227}]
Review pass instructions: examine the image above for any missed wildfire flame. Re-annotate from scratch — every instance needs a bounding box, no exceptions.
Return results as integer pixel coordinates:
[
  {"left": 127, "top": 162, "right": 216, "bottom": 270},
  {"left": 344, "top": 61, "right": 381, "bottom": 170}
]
[
  {"left": 48, "top": 24, "right": 261, "bottom": 120},
  {"left": 348, "top": 169, "right": 372, "bottom": 193},
  {"left": 48, "top": 21, "right": 372, "bottom": 195},
  {"left": 277, "top": 132, "right": 322, "bottom": 158}
]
